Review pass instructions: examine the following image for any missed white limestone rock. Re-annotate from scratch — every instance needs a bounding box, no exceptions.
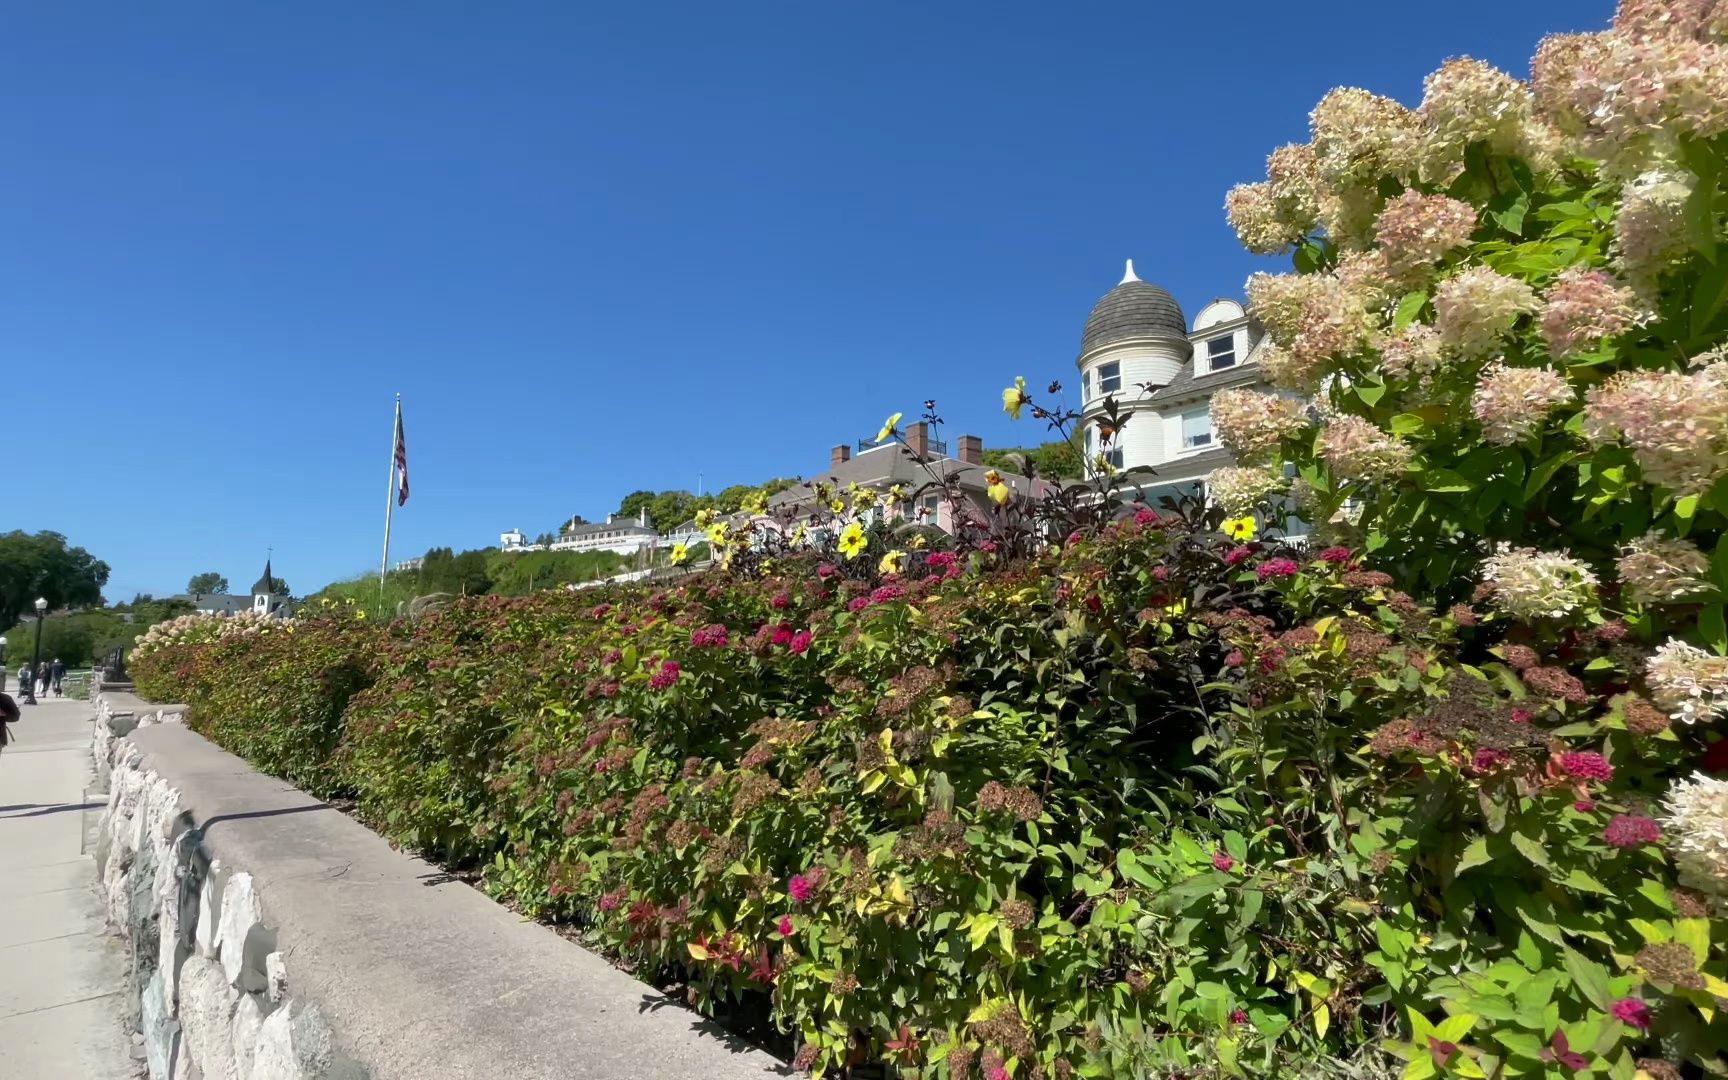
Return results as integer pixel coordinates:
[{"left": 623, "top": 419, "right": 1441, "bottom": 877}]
[
  {"left": 195, "top": 863, "right": 227, "bottom": 958},
  {"left": 217, "top": 872, "right": 263, "bottom": 987},
  {"left": 250, "top": 1004, "right": 334, "bottom": 1080},
  {"left": 232, "top": 992, "right": 271, "bottom": 1078},
  {"left": 177, "top": 955, "right": 238, "bottom": 1080}
]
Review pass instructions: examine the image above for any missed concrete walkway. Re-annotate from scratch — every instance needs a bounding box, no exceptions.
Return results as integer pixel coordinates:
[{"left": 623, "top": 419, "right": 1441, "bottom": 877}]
[{"left": 0, "top": 692, "right": 139, "bottom": 1078}]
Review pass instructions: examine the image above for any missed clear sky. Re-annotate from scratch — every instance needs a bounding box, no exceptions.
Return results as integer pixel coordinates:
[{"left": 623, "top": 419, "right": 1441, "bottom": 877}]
[{"left": 1, "top": 1, "right": 1614, "bottom": 600}]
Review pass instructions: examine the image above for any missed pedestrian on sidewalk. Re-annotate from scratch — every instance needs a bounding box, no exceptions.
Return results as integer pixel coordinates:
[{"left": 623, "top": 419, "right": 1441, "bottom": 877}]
[
  {"left": 36, "top": 665, "right": 48, "bottom": 700},
  {"left": 0, "top": 688, "right": 18, "bottom": 757},
  {"left": 50, "top": 658, "right": 65, "bottom": 696},
  {"left": 17, "top": 664, "right": 32, "bottom": 704}
]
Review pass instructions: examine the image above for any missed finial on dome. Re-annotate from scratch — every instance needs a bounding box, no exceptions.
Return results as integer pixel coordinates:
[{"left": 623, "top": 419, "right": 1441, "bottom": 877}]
[{"left": 1120, "top": 259, "right": 1139, "bottom": 284}]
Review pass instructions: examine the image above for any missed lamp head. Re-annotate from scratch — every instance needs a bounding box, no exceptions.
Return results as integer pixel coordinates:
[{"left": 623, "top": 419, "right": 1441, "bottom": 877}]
[{"left": 34, "top": 598, "right": 47, "bottom": 614}]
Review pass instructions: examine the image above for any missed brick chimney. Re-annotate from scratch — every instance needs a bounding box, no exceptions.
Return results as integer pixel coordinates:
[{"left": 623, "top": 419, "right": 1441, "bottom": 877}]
[
  {"left": 957, "top": 435, "right": 983, "bottom": 465},
  {"left": 905, "top": 421, "right": 929, "bottom": 459},
  {"left": 831, "top": 444, "right": 852, "bottom": 468}
]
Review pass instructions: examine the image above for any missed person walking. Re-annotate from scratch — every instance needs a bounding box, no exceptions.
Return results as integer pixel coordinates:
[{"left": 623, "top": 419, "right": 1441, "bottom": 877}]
[
  {"left": 36, "top": 664, "right": 49, "bottom": 700},
  {"left": 50, "top": 658, "right": 65, "bottom": 697},
  {"left": 17, "top": 664, "right": 31, "bottom": 704},
  {"left": 0, "top": 686, "right": 18, "bottom": 758}
]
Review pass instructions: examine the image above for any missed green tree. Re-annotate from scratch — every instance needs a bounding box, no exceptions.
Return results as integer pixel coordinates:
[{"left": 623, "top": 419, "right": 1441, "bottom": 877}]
[
  {"left": 0, "top": 530, "right": 110, "bottom": 627},
  {"left": 187, "top": 572, "right": 229, "bottom": 595},
  {"left": 982, "top": 437, "right": 1083, "bottom": 480}
]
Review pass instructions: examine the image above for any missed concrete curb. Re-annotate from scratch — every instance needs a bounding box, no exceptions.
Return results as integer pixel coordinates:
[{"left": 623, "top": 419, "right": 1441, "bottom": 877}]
[{"left": 93, "top": 695, "right": 792, "bottom": 1080}]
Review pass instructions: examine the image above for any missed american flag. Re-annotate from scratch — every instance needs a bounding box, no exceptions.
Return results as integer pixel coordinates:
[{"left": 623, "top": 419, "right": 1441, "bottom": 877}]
[{"left": 393, "top": 403, "right": 409, "bottom": 506}]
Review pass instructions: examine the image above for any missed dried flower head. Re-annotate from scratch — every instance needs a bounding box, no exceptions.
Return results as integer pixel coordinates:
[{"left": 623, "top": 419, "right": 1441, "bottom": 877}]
[{"left": 1373, "top": 191, "right": 1478, "bottom": 281}]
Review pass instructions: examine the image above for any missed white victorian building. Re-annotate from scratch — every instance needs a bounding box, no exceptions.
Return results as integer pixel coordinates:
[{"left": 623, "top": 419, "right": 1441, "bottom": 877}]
[{"left": 1076, "top": 260, "right": 1268, "bottom": 502}]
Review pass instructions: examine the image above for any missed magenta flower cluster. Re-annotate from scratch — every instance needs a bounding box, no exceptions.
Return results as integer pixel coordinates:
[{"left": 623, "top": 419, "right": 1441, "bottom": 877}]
[
  {"left": 1560, "top": 750, "right": 1615, "bottom": 783},
  {"left": 690, "top": 624, "right": 729, "bottom": 648},
  {"left": 647, "top": 660, "right": 681, "bottom": 691},
  {"left": 1257, "top": 557, "right": 1300, "bottom": 581},
  {"left": 1602, "top": 814, "right": 1661, "bottom": 849}
]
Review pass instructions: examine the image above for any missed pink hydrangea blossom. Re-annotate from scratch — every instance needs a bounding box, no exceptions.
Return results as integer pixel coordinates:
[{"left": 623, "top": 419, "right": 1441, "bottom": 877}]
[
  {"left": 1540, "top": 267, "right": 1640, "bottom": 359},
  {"left": 788, "top": 631, "right": 813, "bottom": 655}
]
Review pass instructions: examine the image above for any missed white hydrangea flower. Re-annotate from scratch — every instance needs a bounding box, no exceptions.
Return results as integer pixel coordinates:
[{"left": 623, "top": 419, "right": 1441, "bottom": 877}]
[
  {"left": 1647, "top": 639, "right": 1728, "bottom": 723},
  {"left": 1664, "top": 772, "right": 1728, "bottom": 900},
  {"left": 1480, "top": 546, "right": 1598, "bottom": 620}
]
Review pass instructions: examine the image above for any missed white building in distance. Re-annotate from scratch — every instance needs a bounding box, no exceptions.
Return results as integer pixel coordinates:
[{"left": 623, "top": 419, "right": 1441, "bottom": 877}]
[
  {"left": 1076, "top": 260, "right": 1269, "bottom": 500},
  {"left": 500, "top": 509, "right": 659, "bottom": 557}
]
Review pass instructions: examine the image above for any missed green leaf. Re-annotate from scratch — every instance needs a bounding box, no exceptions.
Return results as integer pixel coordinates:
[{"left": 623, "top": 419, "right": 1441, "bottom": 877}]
[
  {"left": 1116, "top": 849, "right": 1157, "bottom": 888},
  {"left": 1394, "top": 291, "right": 1429, "bottom": 330},
  {"left": 1562, "top": 946, "right": 1613, "bottom": 1011},
  {"left": 1704, "top": 606, "right": 1728, "bottom": 653},
  {"left": 1456, "top": 837, "right": 1494, "bottom": 874},
  {"left": 1691, "top": 258, "right": 1728, "bottom": 339},
  {"left": 1510, "top": 830, "right": 1552, "bottom": 873},
  {"left": 1424, "top": 469, "right": 1473, "bottom": 493}
]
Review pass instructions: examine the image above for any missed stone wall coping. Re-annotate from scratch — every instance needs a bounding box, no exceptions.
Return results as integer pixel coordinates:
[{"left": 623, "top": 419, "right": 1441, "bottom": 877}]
[{"left": 119, "top": 720, "right": 791, "bottom": 1080}]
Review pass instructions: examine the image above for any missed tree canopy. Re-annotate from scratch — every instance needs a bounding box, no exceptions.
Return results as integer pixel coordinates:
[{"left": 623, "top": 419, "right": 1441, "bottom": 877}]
[
  {"left": 187, "top": 572, "right": 230, "bottom": 595},
  {"left": 0, "top": 530, "right": 110, "bottom": 628},
  {"left": 614, "top": 479, "right": 800, "bottom": 531},
  {"left": 980, "top": 437, "right": 1083, "bottom": 481}
]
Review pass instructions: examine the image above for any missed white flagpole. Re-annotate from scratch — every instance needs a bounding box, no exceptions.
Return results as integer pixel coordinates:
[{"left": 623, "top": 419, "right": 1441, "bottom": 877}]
[{"left": 380, "top": 395, "right": 401, "bottom": 602}]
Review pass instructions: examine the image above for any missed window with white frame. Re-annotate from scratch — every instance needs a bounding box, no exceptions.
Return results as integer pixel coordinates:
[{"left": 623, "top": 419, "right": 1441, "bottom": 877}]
[
  {"left": 1206, "top": 335, "right": 1237, "bottom": 371},
  {"left": 921, "top": 494, "right": 940, "bottom": 521},
  {"left": 1181, "top": 407, "right": 1213, "bottom": 449},
  {"left": 1098, "top": 361, "right": 1121, "bottom": 394}
]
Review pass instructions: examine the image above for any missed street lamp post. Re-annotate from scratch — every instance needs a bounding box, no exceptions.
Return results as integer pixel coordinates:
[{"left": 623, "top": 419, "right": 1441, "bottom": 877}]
[
  {"left": 26, "top": 598, "right": 46, "bottom": 705},
  {"left": 0, "top": 636, "right": 8, "bottom": 693}
]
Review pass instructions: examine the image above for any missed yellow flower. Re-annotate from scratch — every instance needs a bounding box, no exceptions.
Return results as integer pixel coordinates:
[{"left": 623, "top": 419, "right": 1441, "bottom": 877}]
[
  {"left": 695, "top": 508, "right": 715, "bottom": 528},
  {"left": 879, "top": 549, "right": 908, "bottom": 575},
  {"left": 877, "top": 412, "right": 903, "bottom": 444},
  {"left": 790, "top": 524, "right": 807, "bottom": 546},
  {"left": 885, "top": 485, "right": 906, "bottom": 505},
  {"left": 1002, "top": 376, "right": 1029, "bottom": 420},
  {"left": 706, "top": 522, "right": 729, "bottom": 545},
  {"left": 838, "top": 522, "right": 868, "bottom": 560},
  {"left": 911, "top": 533, "right": 928, "bottom": 549},
  {"left": 670, "top": 543, "right": 689, "bottom": 565},
  {"left": 853, "top": 488, "right": 878, "bottom": 508},
  {"left": 1222, "top": 516, "right": 1258, "bottom": 541},
  {"left": 984, "top": 469, "right": 1010, "bottom": 506},
  {"left": 741, "top": 491, "right": 768, "bottom": 515},
  {"left": 830, "top": 498, "right": 847, "bottom": 514}
]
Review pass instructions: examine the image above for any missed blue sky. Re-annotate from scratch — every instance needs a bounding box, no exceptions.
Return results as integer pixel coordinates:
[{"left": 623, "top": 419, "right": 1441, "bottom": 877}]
[{"left": 1, "top": 1, "right": 1614, "bottom": 600}]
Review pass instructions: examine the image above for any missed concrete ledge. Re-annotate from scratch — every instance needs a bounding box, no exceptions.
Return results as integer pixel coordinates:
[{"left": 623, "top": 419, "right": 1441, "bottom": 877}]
[{"left": 100, "top": 709, "right": 789, "bottom": 1080}]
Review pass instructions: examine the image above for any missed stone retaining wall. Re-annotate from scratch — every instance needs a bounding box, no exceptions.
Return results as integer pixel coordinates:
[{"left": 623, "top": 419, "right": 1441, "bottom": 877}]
[{"left": 91, "top": 695, "right": 790, "bottom": 1080}]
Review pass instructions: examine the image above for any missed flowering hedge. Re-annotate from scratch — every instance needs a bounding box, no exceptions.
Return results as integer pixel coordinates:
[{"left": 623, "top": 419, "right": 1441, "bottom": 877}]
[{"left": 130, "top": 497, "right": 1726, "bottom": 1078}]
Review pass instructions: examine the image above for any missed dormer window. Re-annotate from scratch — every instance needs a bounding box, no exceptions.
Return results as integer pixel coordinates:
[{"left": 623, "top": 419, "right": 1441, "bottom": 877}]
[
  {"left": 1098, "top": 362, "right": 1122, "bottom": 394},
  {"left": 1206, "top": 335, "right": 1237, "bottom": 371}
]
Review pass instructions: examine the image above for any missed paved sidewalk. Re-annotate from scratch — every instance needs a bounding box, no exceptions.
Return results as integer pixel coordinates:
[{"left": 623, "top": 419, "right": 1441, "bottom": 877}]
[{"left": 0, "top": 693, "right": 139, "bottom": 1078}]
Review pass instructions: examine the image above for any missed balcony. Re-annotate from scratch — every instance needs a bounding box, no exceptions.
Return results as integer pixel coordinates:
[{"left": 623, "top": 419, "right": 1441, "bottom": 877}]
[{"left": 858, "top": 437, "right": 947, "bottom": 457}]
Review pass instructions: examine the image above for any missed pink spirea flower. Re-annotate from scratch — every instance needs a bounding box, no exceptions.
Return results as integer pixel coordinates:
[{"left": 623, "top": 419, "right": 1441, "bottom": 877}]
[
  {"left": 1257, "top": 558, "right": 1300, "bottom": 581},
  {"left": 1224, "top": 650, "right": 1245, "bottom": 668},
  {"left": 1066, "top": 529, "right": 1085, "bottom": 546},
  {"left": 985, "top": 1067, "right": 1010, "bottom": 1080},
  {"left": 788, "top": 874, "right": 814, "bottom": 904},
  {"left": 1611, "top": 997, "right": 1651, "bottom": 1029},
  {"left": 1230, "top": 1008, "right": 1248, "bottom": 1025},
  {"left": 690, "top": 624, "right": 729, "bottom": 648},
  {"left": 816, "top": 563, "right": 837, "bottom": 579},
  {"left": 1319, "top": 546, "right": 1354, "bottom": 565},
  {"left": 925, "top": 551, "right": 956, "bottom": 568},
  {"left": 771, "top": 623, "right": 794, "bottom": 647},
  {"left": 598, "top": 889, "right": 624, "bottom": 912},
  {"left": 788, "top": 631, "right": 813, "bottom": 655},
  {"left": 1511, "top": 708, "right": 1534, "bottom": 725},
  {"left": 648, "top": 661, "right": 680, "bottom": 691},
  {"left": 847, "top": 597, "right": 869, "bottom": 612},
  {"left": 1472, "top": 748, "right": 1508, "bottom": 773},
  {"left": 1560, "top": 750, "right": 1615, "bottom": 783},
  {"left": 870, "top": 584, "right": 906, "bottom": 605},
  {"left": 1603, "top": 814, "right": 1662, "bottom": 849},
  {"left": 602, "top": 649, "right": 622, "bottom": 665},
  {"left": 777, "top": 916, "right": 794, "bottom": 938},
  {"left": 1575, "top": 799, "right": 1597, "bottom": 813},
  {"left": 1135, "top": 507, "right": 1159, "bottom": 526},
  {"left": 980, "top": 541, "right": 998, "bottom": 554},
  {"left": 1212, "top": 851, "right": 1235, "bottom": 872},
  {"left": 1224, "top": 546, "right": 1254, "bottom": 567},
  {"left": 770, "top": 592, "right": 791, "bottom": 610}
]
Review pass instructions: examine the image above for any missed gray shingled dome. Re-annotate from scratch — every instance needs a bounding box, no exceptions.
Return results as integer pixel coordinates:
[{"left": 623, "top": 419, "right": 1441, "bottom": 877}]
[{"left": 1080, "top": 278, "right": 1188, "bottom": 355}]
